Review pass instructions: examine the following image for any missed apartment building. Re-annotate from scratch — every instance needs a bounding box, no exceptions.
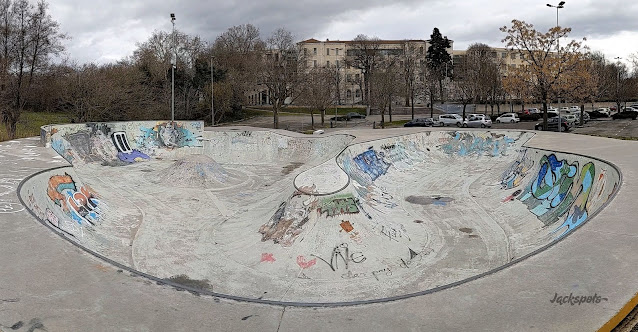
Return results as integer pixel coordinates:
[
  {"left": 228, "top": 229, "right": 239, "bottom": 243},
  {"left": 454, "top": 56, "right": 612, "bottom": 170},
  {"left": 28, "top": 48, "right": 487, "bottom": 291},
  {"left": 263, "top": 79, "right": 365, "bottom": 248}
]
[
  {"left": 300, "top": 38, "right": 453, "bottom": 105},
  {"left": 451, "top": 47, "right": 530, "bottom": 76},
  {"left": 247, "top": 37, "right": 454, "bottom": 106}
]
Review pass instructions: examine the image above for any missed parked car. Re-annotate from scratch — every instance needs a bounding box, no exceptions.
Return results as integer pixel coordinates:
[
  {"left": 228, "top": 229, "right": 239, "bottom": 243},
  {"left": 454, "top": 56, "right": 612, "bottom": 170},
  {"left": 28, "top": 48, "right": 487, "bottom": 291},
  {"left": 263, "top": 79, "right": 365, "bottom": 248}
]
[
  {"left": 612, "top": 111, "right": 638, "bottom": 120},
  {"left": 345, "top": 112, "right": 366, "bottom": 119},
  {"left": 535, "top": 117, "right": 571, "bottom": 131},
  {"left": 547, "top": 106, "right": 558, "bottom": 112},
  {"left": 528, "top": 108, "right": 540, "bottom": 114},
  {"left": 563, "top": 114, "right": 578, "bottom": 125},
  {"left": 560, "top": 106, "right": 570, "bottom": 113},
  {"left": 495, "top": 113, "right": 520, "bottom": 123},
  {"left": 518, "top": 112, "right": 542, "bottom": 121},
  {"left": 547, "top": 109, "right": 559, "bottom": 117},
  {"left": 404, "top": 118, "right": 436, "bottom": 127},
  {"left": 592, "top": 108, "right": 611, "bottom": 117},
  {"left": 462, "top": 115, "right": 492, "bottom": 128},
  {"left": 574, "top": 111, "right": 590, "bottom": 123},
  {"left": 439, "top": 114, "right": 464, "bottom": 127},
  {"left": 587, "top": 109, "right": 609, "bottom": 119},
  {"left": 330, "top": 112, "right": 366, "bottom": 121},
  {"left": 570, "top": 106, "right": 581, "bottom": 112},
  {"left": 623, "top": 107, "right": 638, "bottom": 112}
]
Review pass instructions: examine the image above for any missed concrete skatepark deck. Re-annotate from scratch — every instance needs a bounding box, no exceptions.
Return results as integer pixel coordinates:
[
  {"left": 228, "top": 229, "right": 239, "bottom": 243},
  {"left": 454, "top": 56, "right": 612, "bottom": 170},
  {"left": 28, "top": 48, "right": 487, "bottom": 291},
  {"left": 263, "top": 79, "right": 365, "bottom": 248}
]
[{"left": 2, "top": 122, "right": 638, "bottom": 331}]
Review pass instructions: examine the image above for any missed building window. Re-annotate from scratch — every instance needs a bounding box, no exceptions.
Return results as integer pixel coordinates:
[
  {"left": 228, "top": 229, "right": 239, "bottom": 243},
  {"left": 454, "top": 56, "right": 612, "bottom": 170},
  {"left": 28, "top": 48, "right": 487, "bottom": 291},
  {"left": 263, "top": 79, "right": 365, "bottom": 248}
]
[
  {"left": 355, "top": 74, "right": 360, "bottom": 81},
  {"left": 313, "top": 60, "right": 317, "bottom": 67},
  {"left": 313, "top": 48, "right": 317, "bottom": 55},
  {"left": 510, "top": 53, "right": 516, "bottom": 59},
  {"left": 419, "top": 46, "right": 424, "bottom": 54},
  {"left": 326, "top": 60, "right": 330, "bottom": 67},
  {"left": 355, "top": 90, "right": 361, "bottom": 98},
  {"left": 336, "top": 48, "right": 340, "bottom": 56},
  {"left": 346, "top": 90, "right": 352, "bottom": 98},
  {"left": 346, "top": 74, "right": 352, "bottom": 82},
  {"left": 502, "top": 52, "right": 507, "bottom": 58},
  {"left": 335, "top": 60, "right": 339, "bottom": 67},
  {"left": 304, "top": 48, "right": 308, "bottom": 55},
  {"left": 327, "top": 48, "right": 330, "bottom": 55}
]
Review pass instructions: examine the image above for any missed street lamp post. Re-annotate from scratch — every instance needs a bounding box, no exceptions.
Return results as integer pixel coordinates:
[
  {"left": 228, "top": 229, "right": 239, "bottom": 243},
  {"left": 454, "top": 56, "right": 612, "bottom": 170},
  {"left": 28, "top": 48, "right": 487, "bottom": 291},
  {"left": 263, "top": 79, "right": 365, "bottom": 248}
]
[
  {"left": 210, "top": 56, "right": 215, "bottom": 126},
  {"left": 547, "top": 1, "right": 565, "bottom": 132},
  {"left": 615, "top": 56, "right": 622, "bottom": 111},
  {"left": 335, "top": 62, "right": 339, "bottom": 126},
  {"left": 170, "top": 13, "right": 176, "bottom": 123}
]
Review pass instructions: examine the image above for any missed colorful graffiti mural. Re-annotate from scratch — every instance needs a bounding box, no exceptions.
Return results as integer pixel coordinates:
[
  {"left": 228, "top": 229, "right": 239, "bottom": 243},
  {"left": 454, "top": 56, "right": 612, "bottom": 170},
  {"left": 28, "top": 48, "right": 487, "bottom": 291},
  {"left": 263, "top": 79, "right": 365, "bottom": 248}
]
[
  {"left": 353, "top": 149, "right": 390, "bottom": 181},
  {"left": 318, "top": 193, "right": 360, "bottom": 217},
  {"left": 517, "top": 154, "right": 599, "bottom": 237},
  {"left": 45, "top": 121, "right": 202, "bottom": 166},
  {"left": 138, "top": 122, "right": 199, "bottom": 150},
  {"left": 111, "top": 131, "right": 150, "bottom": 163},
  {"left": 47, "top": 173, "right": 102, "bottom": 226},
  {"left": 259, "top": 191, "right": 317, "bottom": 247},
  {"left": 441, "top": 132, "right": 515, "bottom": 157}
]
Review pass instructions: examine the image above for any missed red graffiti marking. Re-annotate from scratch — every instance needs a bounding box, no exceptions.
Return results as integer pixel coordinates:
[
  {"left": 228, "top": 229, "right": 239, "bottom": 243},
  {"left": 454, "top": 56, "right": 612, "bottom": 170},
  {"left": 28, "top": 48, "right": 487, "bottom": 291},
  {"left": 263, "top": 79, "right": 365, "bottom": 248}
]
[
  {"left": 260, "top": 253, "right": 275, "bottom": 263},
  {"left": 296, "top": 255, "right": 317, "bottom": 269}
]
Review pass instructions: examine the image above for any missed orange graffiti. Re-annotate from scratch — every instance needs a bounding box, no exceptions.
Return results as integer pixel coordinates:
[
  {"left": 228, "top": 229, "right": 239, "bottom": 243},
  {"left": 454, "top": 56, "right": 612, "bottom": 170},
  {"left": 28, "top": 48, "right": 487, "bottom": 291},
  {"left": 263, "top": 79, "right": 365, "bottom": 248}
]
[
  {"left": 47, "top": 174, "right": 75, "bottom": 210},
  {"left": 340, "top": 220, "right": 354, "bottom": 232}
]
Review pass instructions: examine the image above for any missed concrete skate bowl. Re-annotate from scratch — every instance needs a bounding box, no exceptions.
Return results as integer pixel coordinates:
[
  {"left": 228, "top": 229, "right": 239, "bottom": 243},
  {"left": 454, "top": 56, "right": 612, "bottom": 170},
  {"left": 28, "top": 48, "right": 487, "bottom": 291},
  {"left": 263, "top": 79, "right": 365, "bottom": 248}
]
[{"left": 19, "top": 124, "right": 621, "bottom": 306}]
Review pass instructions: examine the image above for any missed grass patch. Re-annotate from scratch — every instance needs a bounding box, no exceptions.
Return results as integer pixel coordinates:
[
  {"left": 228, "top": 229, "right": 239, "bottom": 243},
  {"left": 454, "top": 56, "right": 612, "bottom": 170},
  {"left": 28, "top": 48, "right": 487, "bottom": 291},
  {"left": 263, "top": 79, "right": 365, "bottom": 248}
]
[
  {"left": 375, "top": 120, "right": 411, "bottom": 128},
  {"left": 0, "top": 111, "right": 73, "bottom": 142}
]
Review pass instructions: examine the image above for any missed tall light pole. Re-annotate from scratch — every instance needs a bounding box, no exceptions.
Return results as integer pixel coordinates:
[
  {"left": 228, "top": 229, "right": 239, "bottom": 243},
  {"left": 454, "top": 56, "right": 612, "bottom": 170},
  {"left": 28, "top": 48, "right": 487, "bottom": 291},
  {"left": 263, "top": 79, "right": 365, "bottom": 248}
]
[
  {"left": 547, "top": 1, "right": 564, "bottom": 132},
  {"left": 170, "top": 13, "right": 176, "bottom": 123},
  {"left": 210, "top": 56, "right": 215, "bottom": 126},
  {"left": 615, "top": 56, "right": 622, "bottom": 111}
]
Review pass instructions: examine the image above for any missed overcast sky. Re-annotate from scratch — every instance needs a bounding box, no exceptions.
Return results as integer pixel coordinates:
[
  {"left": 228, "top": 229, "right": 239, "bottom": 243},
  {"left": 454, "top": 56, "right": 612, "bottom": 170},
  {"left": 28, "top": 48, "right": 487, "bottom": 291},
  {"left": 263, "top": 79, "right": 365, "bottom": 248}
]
[{"left": 49, "top": 0, "right": 637, "bottom": 67}]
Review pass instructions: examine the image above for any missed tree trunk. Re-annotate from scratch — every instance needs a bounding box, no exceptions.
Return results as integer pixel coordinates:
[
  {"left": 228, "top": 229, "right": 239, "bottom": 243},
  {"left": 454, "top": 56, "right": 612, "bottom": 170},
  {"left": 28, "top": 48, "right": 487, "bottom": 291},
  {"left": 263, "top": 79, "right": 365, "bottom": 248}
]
[
  {"left": 411, "top": 93, "right": 415, "bottom": 120},
  {"left": 321, "top": 109, "right": 325, "bottom": 126},
  {"left": 381, "top": 109, "right": 385, "bottom": 128},
  {"left": 429, "top": 90, "right": 434, "bottom": 118},
  {"left": 311, "top": 110, "right": 315, "bottom": 129},
  {"left": 273, "top": 98, "right": 280, "bottom": 129},
  {"left": 389, "top": 101, "right": 392, "bottom": 123}
]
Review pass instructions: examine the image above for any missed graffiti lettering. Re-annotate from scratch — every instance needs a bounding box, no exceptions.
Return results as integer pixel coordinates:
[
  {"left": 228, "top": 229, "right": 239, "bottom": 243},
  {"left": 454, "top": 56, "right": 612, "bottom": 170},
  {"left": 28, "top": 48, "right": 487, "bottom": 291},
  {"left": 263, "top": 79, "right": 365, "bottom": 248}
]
[{"left": 312, "top": 243, "right": 366, "bottom": 271}]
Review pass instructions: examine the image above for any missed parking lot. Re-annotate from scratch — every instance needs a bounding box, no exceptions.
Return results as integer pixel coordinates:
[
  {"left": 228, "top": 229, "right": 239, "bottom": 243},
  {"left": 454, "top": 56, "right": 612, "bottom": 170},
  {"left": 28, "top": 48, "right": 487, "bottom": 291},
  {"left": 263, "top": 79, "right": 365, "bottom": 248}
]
[{"left": 234, "top": 111, "right": 638, "bottom": 141}]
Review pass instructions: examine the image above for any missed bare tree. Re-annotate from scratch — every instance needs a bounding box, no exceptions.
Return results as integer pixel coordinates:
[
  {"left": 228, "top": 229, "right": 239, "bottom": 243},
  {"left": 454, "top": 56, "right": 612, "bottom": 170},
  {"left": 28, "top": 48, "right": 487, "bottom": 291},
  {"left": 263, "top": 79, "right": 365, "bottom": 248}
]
[
  {"left": 401, "top": 41, "right": 421, "bottom": 119},
  {"left": 213, "top": 24, "right": 265, "bottom": 114},
  {"left": 0, "top": 0, "right": 66, "bottom": 139},
  {"left": 298, "top": 66, "right": 334, "bottom": 128},
  {"left": 260, "top": 28, "right": 305, "bottom": 129},
  {"left": 370, "top": 56, "right": 400, "bottom": 127},
  {"left": 344, "top": 34, "right": 381, "bottom": 116}
]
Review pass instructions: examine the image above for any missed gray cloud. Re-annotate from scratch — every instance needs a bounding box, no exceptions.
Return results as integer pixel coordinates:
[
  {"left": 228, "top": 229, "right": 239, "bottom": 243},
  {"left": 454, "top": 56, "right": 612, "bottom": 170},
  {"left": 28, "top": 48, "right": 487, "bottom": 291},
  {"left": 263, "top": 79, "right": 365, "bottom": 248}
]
[{"left": 47, "top": 0, "right": 638, "bottom": 65}]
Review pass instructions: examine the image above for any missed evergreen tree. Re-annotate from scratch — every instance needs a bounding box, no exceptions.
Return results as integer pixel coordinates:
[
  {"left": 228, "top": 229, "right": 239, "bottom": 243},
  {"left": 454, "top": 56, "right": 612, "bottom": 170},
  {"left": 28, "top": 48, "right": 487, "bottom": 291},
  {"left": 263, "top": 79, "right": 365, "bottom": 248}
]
[{"left": 426, "top": 28, "right": 452, "bottom": 104}]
